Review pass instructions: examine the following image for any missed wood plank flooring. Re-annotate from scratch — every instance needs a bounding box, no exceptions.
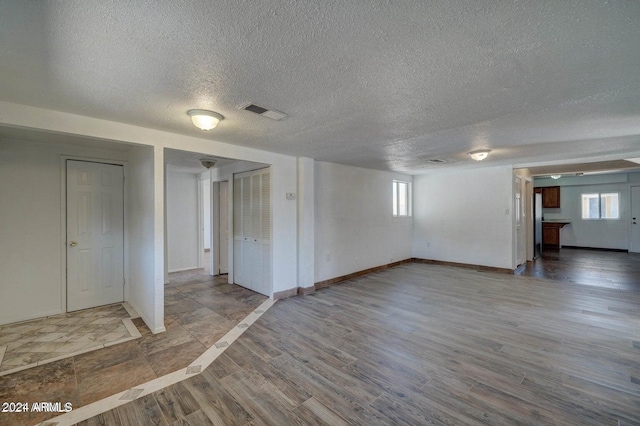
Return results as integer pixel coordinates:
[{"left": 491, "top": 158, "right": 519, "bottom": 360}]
[
  {"left": 516, "top": 247, "right": 640, "bottom": 291},
  {"left": 79, "top": 262, "right": 640, "bottom": 425}
]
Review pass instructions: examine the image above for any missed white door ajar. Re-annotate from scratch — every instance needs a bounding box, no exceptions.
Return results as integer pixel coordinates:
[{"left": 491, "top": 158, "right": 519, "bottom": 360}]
[
  {"left": 631, "top": 186, "right": 640, "bottom": 253},
  {"left": 219, "top": 180, "right": 229, "bottom": 274},
  {"left": 514, "top": 176, "right": 524, "bottom": 266},
  {"left": 67, "top": 160, "right": 124, "bottom": 311}
]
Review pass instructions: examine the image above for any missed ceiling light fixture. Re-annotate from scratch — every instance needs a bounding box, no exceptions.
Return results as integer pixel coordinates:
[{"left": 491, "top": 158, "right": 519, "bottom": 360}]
[
  {"left": 550, "top": 174, "right": 561, "bottom": 179},
  {"left": 199, "top": 158, "right": 217, "bottom": 169},
  {"left": 468, "top": 149, "right": 491, "bottom": 161},
  {"left": 187, "top": 109, "right": 224, "bottom": 131}
]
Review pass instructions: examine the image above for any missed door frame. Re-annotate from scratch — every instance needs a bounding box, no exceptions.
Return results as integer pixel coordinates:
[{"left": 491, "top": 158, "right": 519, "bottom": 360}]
[
  {"left": 211, "top": 179, "right": 230, "bottom": 276},
  {"left": 513, "top": 174, "right": 525, "bottom": 268},
  {"left": 218, "top": 180, "right": 229, "bottom": 275},
  {"left": 524, "top": 177, "right": 533, "bottom": 262},
  {"left": 60, "top": 156, "right": 128, "bottom": 312},
  {"left": 197, "top": 177, "right": 206, "bottom": 269}
]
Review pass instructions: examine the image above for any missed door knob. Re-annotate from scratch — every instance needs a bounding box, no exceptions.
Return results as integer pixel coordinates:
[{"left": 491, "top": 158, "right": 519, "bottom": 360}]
[{"left": 69, "top": 241, "right": 78, "bottom": 247}]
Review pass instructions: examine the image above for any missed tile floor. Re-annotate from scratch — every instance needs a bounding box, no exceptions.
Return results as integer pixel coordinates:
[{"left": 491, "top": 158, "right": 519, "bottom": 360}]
[
  {"left": 0, "top": 265, "right": 266, "bottom": 426},
  {"left": 0, "top": 303, "right": 140, "bottom": 376}
]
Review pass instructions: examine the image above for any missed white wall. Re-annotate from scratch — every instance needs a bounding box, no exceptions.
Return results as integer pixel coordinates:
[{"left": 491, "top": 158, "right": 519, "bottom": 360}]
[
  {"left": 535, "top": 172, "right": 639, "bottom": 250},
  {"left": 166, "top": 169, "right": 200, "bottom": 272},
  {"left": 314, "top": 162, "right": 414, "bottom": 282},
  {"left": 202, "top": 178, "right": 211, "bottom": 250},
  {"left": 297, "top": 157, "right": 315, "bottom": 290},
  {"left": 413, "top": 166, "right": 514, "bottom": 269},
  {"left": 0, "top": 138, "right": 129, "bottom": 325},
  {"left": 126, "top": 145, "right": 164, "bottom": 332},
  {"left": 0, "top": 101, "right": 300, "bottom": 317}
]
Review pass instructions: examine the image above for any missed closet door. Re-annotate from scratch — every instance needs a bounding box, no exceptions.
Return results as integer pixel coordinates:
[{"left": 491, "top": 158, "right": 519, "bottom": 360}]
[
  {"left": 233, "top": 168, "right": 271, "bottom": 296},
  {"left": 233, "top": 175, "right": 245, "bottom": 285},
  {"left": 254, "top": 170, "right": 271, "bottom": 296}
]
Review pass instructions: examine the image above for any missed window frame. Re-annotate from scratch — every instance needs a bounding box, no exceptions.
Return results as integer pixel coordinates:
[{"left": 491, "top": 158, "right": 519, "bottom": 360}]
[
  {"left": 392, "top": 180, "right": 412, "bottom": 217},
  {"left": 580, "top": 192, "right": 620, "bottom": 220}
]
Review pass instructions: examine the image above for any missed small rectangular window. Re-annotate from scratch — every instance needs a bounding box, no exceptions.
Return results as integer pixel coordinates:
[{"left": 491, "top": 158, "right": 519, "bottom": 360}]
[
  {"left": 393, "top": 180, "right": 411, "bottom": 217},
  {"left": 581, "top": 192, "right": 619, "bottom": 219}
]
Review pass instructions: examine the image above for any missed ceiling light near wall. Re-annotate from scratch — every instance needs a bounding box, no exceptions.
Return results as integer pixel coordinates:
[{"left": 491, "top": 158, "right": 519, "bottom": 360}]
[
  {"left": 187, "top": 109, "right": 224, "bottom": 130},
  {"left": 550, "top": 174, "right": 561, "bottom": 179},
  {"left": 199, "top": 158, "right": 217, "bottom": 169},
  {"left": 468, "top": 149, "right": 492, "bottom": 161}
]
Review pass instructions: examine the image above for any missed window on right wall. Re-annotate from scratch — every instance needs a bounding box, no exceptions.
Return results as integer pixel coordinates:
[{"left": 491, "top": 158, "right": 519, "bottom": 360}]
[{"left": 581, "top": 192, "right": 620, "bottom": 219}]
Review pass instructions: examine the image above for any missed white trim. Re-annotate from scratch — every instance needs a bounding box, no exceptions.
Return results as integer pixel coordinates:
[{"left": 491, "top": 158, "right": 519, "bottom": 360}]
[
  {"left": 227, "top": 178, "right": 235, "bottom": 284},
  {"left": 126, "top": 297, "right": 166, "bottom": 335},
  {"left": 212, "top": 180, "right": 220, "bottom": 275}
]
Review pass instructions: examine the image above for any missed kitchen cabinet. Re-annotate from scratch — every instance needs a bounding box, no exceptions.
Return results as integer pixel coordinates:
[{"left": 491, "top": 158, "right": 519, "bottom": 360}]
[
  {"left": 542, "top": 221, "right": 570, "bottom": 248},
  {"left": 542, "top": 186, "right": 560, "bottom": 208}
]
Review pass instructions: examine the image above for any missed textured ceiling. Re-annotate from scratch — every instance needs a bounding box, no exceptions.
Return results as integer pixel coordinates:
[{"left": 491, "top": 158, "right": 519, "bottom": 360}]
[
  {"left": 1, "top": 1, "right": 639, "bottom": 173},
  {"left": 526, "top": 160, "right": 640, "bottom": 177}
]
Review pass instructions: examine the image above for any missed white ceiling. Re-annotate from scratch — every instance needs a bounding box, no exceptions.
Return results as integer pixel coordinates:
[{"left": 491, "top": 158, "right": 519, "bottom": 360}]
[{"left": 1, "top": 1, "right": 639, "bottom": 174}]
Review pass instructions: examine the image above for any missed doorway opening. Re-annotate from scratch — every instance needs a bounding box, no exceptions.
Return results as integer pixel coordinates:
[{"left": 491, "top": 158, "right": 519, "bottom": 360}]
[
  {"left": 215, "top": 180, "right": 230, "bottom": 275},
  {"left": 204, "top": 178, "right": 229, "bottom": 276}
]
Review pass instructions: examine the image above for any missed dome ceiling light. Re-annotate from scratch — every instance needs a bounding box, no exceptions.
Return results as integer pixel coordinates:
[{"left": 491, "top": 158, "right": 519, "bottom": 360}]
[
  {"left": 187, "top": 109, "right": 224, "bottom": 131},
  {"left": 468, "top": 149, "right": 492, "bottom": 161}
]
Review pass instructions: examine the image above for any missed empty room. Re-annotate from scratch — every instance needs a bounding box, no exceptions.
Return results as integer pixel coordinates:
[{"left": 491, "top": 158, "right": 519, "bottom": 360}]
[{"left": 1, "top": 1, "right": 639, "bottom": 425}]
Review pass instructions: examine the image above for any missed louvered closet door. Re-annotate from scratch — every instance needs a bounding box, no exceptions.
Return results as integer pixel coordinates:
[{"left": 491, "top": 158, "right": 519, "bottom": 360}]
[
  {"left": 255, "top": 171, "right": 271, "bottom": 295},
  {"left": 233, "top": 168, "right": 271, "bottom": 296},
  {"left": 233, "top": 176, "right": 245, "bottom": 285}
]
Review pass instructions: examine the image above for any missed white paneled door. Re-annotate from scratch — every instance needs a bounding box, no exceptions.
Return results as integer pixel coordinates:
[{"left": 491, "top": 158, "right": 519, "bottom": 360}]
[
  {"left": 66, "top": 160, "right": 124, "bottom": 311},
  {"left": 631, "top": 186, "right": 640, "bottom": 253},
  {"left": 514, "top": 176, "right": 524, "bottom": 267},
  {"left": 233, "top": 168, "right": 271, "bottom": 296}
]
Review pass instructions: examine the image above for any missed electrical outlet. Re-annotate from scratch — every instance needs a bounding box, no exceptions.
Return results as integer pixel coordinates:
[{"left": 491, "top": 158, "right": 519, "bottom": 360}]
[{"left": 286, "top": 192, "right": 296, "bottom": 200}]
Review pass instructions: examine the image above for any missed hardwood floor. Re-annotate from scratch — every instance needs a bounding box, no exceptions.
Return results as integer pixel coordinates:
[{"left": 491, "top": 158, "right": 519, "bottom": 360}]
[
  {"left": 517, "top": 247, "right": 640, "bottom": 291},
  {"left": 79, "top": 262, "right": 640, "bottom": 425}
]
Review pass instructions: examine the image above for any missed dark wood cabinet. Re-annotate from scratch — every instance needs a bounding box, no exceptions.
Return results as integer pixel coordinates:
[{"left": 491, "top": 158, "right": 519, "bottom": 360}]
[
  {"left": 542, "top": 186, "right": 560, "bottom": 208},
  {"left": 542, "top": 223, "right": 561, "bottom": 247},
  {"left": 542, "top": 221, "right": 570, "bottom": 248}
]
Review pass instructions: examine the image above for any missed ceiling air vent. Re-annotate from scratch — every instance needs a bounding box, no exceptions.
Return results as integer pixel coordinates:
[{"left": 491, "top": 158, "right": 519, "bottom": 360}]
[
  {"left": 426, "top": 159, "right": 447, "bottom": 164},
  {"left": 239, "top": 102, "right": 287, "bottom": 121}
]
